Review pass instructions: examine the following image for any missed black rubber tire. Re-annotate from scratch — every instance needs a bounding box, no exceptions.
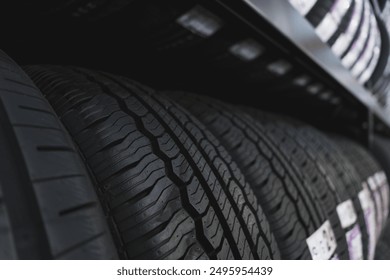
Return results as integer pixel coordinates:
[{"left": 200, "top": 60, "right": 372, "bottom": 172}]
[
  {"left": 327, "top": 0, "right": 356, "bottom": 46},
  {"left": 371, "top": 134, "right": 390, "bottom": 214},
  {"left": 334, "top": 136, "right": 389, "bottom": 226},
  {"left": 247, "top": 111, "right": 369, "bottom": 260},
  {"left": 375, "top": 222, "right": 390, "bottom": 259},
  {"left": 334, "top": 0, "right": 366, "bottom": 58},
  {"left": 330, "top": 136, "right": 386, "bottom": 259},
  {"left": 0, "top": 51, "right": 117, "bottom": 259},
  {"left": 168, "top": 92, "right": 349, "bottom": 260},
  {"left": 371, "top": 135, "right": 390, "bottom": 259},
  {"left": 292, "top": 0, "right": 380, "bottom": 83},
  {"left": 25, "top": 65, "right": 280, "bottom": 260},
  {"left": 305, "top": 0, "right": 336, "bottom": 27}
]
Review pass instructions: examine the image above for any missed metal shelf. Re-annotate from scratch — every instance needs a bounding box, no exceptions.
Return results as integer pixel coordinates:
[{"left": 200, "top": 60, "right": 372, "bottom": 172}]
[{"left": 218, "top": 0, "right": 390, "bottom": 128}]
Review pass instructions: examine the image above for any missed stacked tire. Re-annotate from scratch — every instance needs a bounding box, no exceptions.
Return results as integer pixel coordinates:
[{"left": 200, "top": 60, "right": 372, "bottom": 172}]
[
  {"left": 1, "top": 46, "right": 389, "bottom": 259},
  {"left": 167, "top": 92, "right": 389, "bottom": 259},
  {"left": 371, "top": 135, "right": 390, "bottom": 259},
  {"left": 23, "top": 65, "right": 281, "bottom": 260},
  {"left": 288, "top": 0, "right": 382, "bottom": 85},
  {"left": 333, "top": 136, "right": 390, "bottom": 259},
  {"left": 0, "top": 50, "right": 118, "bottom": 259}
]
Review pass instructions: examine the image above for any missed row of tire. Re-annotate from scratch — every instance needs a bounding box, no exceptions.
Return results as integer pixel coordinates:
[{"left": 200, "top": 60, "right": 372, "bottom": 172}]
[
  {"left": 289, "top": 0, "right": 383, "bottom": 86},
  {"left": 0, "top": 49, "right": 389, "bottom": 259}
]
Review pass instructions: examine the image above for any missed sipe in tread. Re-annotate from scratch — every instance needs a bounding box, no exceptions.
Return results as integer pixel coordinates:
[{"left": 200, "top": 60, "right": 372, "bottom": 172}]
[
  {"left": 0, "top": 49, "right": 117, "bottom": 260},
  {"left": 25, "top": 65, "right": 280, "bottom": 260},
  {"left": 242, "top": 110, "right": 363, "bottom": 259},
  {"left": 333, "top": 135, "right": 389, "bottom": 259},
  {"left": 167, "top": 91, "right": 348, "bottom": 260}
]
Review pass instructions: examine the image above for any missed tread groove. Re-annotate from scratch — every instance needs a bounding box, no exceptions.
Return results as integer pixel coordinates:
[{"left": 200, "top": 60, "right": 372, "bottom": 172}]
[{"left": 0, "top": 98, "right": 51, "bottom": 259}]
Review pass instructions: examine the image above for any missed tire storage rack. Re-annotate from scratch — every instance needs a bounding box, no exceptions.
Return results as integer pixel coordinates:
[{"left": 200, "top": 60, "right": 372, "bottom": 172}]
[{"left": 0, "top": 0, "right": 390, "bottom": 260}]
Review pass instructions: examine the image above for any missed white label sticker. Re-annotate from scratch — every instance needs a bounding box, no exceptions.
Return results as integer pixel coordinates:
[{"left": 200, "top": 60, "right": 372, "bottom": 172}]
[
  {"left": 331, "top": 0, "right": 352, "bottom": 24},
  {"left": 332, "top": 0, "right": 364, "bottom": 57},
  {"left": 368, "top": 176, "right": 378, "bottom": 190},
  {"left": 177, "top": 6, "right": 223, "bottom": 38},
  {"left": 336, "top": 199, "right": 358, "bottom": 229},
  {"left": 375, "top": 172, "right": 389, "bottom": 222},
  {"left": 374, "top": 189, "right": 383, "bottom": 235},
  {"left": 358, "top": 16, "right": 381, "bottom": 83},
  {"left": 306, "top": 221, "right": 337, "bottom": 260},
  {"left": 316, "top": 0, "right": 352, "bottom": 42},
  {"left": 342, "top": 2, "right": 370, "bottom": 68},
  {"left": 332, "top": 0, "right": 368, "bottom": 57},
  {"left": 359, "top": 183, "right": 376, "bottom": 260},
  {"left": 358, "top": 40, "right": 381, "bottom": 83},
  {"left": 229, "top": 39, "right": 264, "bottom": 61},
  {"left": 346, "top": 224, "right": 363, "bottom": 260},
  {"left": 316, "top": 15, "right": 338, "bottom": 42},
  {"left": 351, "top": 15, "right": 377, "bottom": 77},
  {"left": 367, "top": 175, "right": 384, "bottom": 238},
  {"left": 375, "top": 172, "right": 385, "bottom": 186}
]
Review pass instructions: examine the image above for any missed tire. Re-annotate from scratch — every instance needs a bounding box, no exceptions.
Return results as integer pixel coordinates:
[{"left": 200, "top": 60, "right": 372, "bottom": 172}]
[
  {"left": 25, "top": 65, "right": 280, "bottom": 260},
  {"left": 290, "top": 0, "right": 356, "bottom": 45},
  {"left": 354, "top": 13, "right": 382, "bottom": 83},
  {"left": 168, "top": 92, "right": 349, "bottom": 260},
  {"left": 375, "top": 220, "right": 390, "bottom": 259},
  {"left": 247, "top": 111, "right": 369, "bottom": 260},
  {"left": 327, "top": 0, "right": 356, "bottom": 46},
  {"left": 369, "top": 134, "right": 390, "bottom": 258},
  {"left": 340, "top": 1, "right": 373, "bottom": 67},
  {"left": 371, "top": 135, "right": 390, "bottom": 211},
  {"left": 330, "top": 136, "right": 387, "bottom": 259},
  {"left": 0, "top": 50, "right": 117, "bottom": 259},
  {"left": 331, "top": 0, "right": 365, "bottom": 58},
  {"left": 335, "top": 136, "right": 389, "bottom": 226},
  {"left": 289, "top": 0, "right": 381, "bottom": 83},
  {"left": 288, "top": 0, "right": 333, "bottom": 24}
]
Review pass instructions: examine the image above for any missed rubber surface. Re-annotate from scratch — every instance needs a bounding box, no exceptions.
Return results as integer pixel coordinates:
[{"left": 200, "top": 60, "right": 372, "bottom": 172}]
[
  {"left": 306, "top": 0, "right": 335, "bottom": 27},
  {"left": 0, "top": 51, "right": 117, "bottom": 259},
  {"left": 328, "top": 0, "right": 356, "bottom": 46},
  {"left": 246, "top": 112, "right": 366, "bottom": 260},
  {"left": 371, "top": 135, "right": 390, "bottom": 259},
  {"left": 375, "top": 220, "right": 390, "bottom": 259},
  {"left": 168, "top": 92, "right": 350, "bottom": 259},
  {"left": 330, "top": 136, "right": 383, "bottom": 259},
  {"left": 25, "top": 65, "right": 280, "bottom": 260}
]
